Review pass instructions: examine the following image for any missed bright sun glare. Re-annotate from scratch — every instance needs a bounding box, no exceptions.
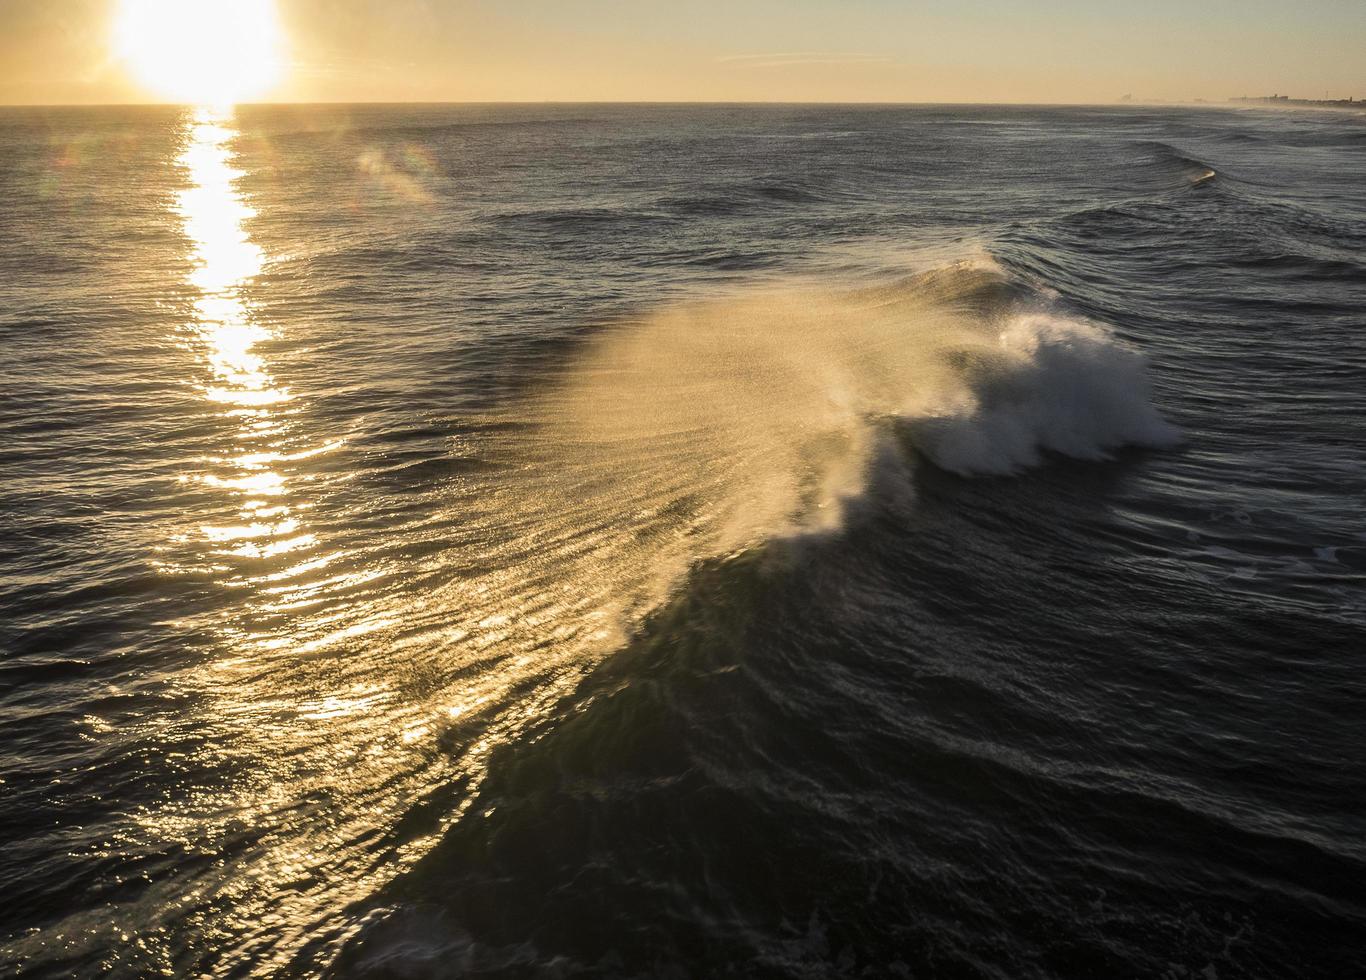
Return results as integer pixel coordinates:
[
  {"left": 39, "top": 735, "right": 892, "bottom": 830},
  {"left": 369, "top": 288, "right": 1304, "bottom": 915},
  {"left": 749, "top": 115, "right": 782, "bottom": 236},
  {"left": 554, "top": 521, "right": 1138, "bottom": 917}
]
[{"left": 113, "top": 0, "right": 286, "bottom": 105}]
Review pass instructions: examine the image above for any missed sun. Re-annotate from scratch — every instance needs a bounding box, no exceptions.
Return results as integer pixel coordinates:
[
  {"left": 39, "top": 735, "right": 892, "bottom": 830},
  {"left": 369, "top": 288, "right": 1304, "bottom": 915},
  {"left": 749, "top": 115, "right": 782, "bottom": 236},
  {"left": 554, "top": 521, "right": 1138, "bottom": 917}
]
[{"left": 113, "top": 0, "right": 286, "bottom": 105}]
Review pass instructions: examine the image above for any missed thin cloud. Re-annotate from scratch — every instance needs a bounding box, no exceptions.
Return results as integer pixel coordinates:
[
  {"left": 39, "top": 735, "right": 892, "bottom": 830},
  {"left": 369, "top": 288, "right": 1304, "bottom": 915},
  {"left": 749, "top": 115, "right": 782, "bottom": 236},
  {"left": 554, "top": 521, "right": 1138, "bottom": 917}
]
[{"left": 718, "top": 52, "right": 892, "bottom": 69}]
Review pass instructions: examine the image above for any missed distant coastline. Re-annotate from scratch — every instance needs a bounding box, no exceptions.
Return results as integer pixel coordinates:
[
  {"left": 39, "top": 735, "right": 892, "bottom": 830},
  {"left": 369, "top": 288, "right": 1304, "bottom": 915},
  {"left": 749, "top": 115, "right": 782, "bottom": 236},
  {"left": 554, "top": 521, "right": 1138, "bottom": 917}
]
[{"left": 1230, "top": 94, "right": 1364, "bottom": 111}]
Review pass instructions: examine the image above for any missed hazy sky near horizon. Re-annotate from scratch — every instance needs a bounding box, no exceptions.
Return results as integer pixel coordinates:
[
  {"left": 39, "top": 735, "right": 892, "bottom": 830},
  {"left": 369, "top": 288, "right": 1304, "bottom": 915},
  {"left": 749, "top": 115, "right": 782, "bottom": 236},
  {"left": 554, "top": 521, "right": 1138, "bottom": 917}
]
[{"left": 2, "top": 0, "right": 1363, "bottom": 105}]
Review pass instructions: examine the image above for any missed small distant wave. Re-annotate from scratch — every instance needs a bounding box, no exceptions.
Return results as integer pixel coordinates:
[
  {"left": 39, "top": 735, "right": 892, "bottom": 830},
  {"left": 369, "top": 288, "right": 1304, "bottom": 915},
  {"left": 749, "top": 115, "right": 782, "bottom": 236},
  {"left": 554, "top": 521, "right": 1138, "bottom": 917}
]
[
  {"left": 1232, "top": 251, "right": 1366, "bottom": 281},
  {"left": 659, "top": 177, "right": 830, "bottom": 217},
  {"left": 497, "top": 205, "right": 662, "bottom": 235},
  {"left": 1219, "top": 131, "right": 1268, "bottom": 145},
  {"left": 1037, "top": 141, "right": 1226, "bottom": 244},
  {"left": 751, "top": 180, "right": 825, "bottom": 204},
  {"left": 1135, "top": 140, "right": 1221, "bottom": 188},
  {"left": 659, "top": 193, "right": 741, "bottom": 216}
]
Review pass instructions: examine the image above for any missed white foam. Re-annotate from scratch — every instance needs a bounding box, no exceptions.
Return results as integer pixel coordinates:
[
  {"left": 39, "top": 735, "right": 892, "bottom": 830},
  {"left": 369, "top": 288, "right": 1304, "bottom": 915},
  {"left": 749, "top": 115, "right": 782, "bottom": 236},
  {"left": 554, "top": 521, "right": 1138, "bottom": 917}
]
[{"left": 906, "top": 313, "right": 1181, "bottom": 476}]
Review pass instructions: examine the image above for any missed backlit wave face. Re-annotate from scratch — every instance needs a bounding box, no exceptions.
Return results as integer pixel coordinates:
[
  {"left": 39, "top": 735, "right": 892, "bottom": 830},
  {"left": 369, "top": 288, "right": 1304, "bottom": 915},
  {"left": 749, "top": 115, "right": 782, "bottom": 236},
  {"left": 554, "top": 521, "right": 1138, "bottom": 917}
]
[{"left": 113, "top": 0, "right": 285, "bottom": 105}]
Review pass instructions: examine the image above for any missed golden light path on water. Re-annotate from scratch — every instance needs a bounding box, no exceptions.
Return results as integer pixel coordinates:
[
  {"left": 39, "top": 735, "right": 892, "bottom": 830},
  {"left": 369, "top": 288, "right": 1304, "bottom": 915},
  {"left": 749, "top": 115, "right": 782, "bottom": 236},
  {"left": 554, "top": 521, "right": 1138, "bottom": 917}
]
[
  {"left": 178, "top": 110, "right": 310, "bottom": 561},
  {"left": 139, "top": 109, "right": 628, "bottom": 971},
  {"left": 149, "top": 110, "right": 454, "bottom": 969}
]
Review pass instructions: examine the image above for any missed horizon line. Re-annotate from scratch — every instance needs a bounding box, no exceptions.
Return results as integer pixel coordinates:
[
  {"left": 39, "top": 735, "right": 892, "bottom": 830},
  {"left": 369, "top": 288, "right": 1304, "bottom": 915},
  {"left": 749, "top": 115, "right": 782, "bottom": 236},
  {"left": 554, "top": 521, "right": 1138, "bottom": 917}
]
[{"left": 0, "top": 97, "right": 1291, "bottom": 110}]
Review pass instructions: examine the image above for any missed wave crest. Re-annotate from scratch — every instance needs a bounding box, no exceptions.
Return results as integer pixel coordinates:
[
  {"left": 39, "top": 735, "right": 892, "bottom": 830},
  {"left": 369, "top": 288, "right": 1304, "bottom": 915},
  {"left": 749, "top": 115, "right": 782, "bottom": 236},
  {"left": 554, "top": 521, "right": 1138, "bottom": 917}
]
[
  {"left": 905, "top": 311, "right": 1180, "bottom": 475},
  {"left": 1135, "top": 140, "right": 1220, "bottom": 188},
  {"left": 536, "top": 258, "right": 1178, "bottom": 558}
]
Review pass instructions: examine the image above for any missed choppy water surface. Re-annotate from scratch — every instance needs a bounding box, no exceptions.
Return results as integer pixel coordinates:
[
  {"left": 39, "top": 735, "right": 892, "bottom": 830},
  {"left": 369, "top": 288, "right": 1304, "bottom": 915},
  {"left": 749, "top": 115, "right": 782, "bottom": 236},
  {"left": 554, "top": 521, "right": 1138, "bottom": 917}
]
[{"left": 1, "top": 103, "right": 1364, "bottom": 978}]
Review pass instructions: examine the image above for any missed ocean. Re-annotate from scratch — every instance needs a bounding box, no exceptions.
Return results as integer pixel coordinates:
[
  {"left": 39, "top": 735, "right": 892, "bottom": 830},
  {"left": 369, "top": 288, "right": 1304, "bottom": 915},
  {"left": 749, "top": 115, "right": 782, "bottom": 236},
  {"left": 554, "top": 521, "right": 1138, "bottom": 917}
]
[{"left": 1, "top": 102, "right": 1363, "bottom": 978}]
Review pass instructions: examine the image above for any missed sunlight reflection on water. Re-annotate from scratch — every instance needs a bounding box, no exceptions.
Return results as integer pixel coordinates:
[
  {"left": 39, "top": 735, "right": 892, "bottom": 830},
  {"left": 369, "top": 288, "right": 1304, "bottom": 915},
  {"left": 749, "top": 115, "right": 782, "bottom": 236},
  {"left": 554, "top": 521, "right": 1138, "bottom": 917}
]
[
  {"left": 146, "top": 109, "right": 456, "bottom": 971},
  {"left": 177, "top": 108, "right": 312, "bottom": 567}
]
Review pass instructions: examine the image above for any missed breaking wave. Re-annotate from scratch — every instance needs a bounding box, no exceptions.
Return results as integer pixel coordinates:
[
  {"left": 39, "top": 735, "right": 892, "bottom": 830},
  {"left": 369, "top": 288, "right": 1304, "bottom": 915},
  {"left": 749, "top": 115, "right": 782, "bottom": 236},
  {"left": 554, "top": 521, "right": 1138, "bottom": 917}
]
[
  {"left": 354, "top": 254, "right": 1182, "bottom": 794},
  {"left": 533, "top": 256, "right": 1178, "bottom": 553}
]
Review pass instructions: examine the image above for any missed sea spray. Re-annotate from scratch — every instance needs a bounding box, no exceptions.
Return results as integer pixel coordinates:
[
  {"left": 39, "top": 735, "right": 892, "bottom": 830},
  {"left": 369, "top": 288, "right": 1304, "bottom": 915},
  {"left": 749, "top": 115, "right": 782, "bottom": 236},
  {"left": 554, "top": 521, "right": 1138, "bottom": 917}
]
[{"left": 535, "top": 259, "right": 1179, "bottom": 552}]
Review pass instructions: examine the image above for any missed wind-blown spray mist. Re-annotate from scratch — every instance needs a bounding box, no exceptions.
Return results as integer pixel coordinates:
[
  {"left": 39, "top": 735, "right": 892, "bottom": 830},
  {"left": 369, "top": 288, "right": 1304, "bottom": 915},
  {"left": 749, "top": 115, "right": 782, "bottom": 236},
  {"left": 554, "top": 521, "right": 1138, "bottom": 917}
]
[{"left": 536, "top": 259, "right": 1178, "bottom": 559}]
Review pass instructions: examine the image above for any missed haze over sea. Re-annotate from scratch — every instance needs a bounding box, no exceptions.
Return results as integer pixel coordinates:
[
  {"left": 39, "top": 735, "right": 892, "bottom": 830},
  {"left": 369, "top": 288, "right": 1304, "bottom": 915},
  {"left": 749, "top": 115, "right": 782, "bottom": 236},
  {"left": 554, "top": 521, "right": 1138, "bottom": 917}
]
[{"left": 1, "top": 102, "right": 1364, "bottom": 978}]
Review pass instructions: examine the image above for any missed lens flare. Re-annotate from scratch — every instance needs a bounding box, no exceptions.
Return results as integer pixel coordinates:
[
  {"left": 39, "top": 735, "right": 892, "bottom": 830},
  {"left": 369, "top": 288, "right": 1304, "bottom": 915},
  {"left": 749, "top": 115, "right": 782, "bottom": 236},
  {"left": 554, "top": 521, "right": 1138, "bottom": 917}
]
[{"left": 113, "top": 0, "right": 286, "bottom": 105}]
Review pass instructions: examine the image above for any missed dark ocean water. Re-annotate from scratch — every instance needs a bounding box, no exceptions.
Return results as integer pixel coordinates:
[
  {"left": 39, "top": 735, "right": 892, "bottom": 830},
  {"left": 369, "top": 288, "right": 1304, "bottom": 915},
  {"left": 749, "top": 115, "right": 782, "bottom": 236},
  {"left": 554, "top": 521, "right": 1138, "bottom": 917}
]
[{"left": 1, "top": 103, "right": 1364, "bottom": 978}]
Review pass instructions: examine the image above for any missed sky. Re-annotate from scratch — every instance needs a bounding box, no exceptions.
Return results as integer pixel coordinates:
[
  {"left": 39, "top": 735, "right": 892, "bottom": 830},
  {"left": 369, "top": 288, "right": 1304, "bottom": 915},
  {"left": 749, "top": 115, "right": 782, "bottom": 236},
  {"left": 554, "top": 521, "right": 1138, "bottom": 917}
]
[{"left": 1, "top": 0, "right": 1363, "bottom": 105}]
